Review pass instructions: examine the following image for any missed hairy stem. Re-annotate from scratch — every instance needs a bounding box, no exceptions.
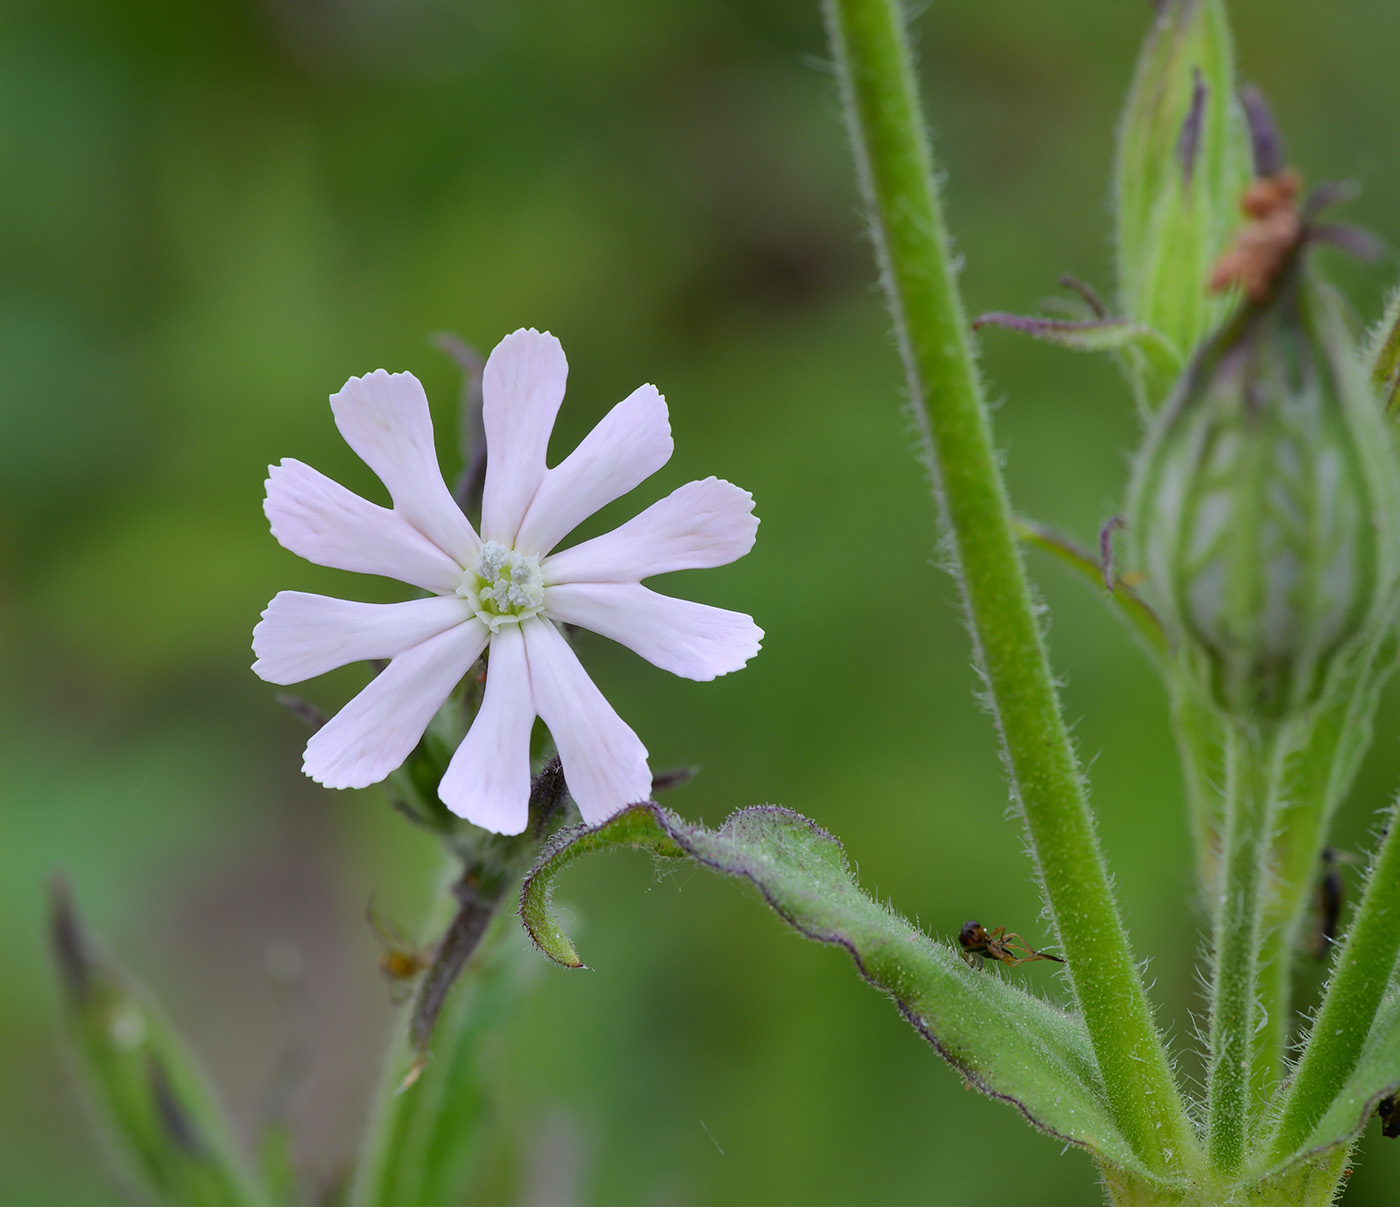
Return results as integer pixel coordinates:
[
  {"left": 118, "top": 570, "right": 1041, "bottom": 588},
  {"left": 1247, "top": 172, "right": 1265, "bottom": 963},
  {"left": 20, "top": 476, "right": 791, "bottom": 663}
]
[
  {"left": 1253, "top": 633, "right": 1396, "bottom": 1110},
  {"left": 1168, "top": 671, "right": 1226, "bottom": 900},
  {"left": 349, "top": 866, "right": 462, "bottom": 1207},
  {"left": 822, "top": 0, "right": 1193, "bottom": 1174},
  {"left": 1270, "top": 798, "right": 1400, "bottom": 1159},
  {"left": 1207, "top": 724, "right": 1281, "bottom": 1173}
]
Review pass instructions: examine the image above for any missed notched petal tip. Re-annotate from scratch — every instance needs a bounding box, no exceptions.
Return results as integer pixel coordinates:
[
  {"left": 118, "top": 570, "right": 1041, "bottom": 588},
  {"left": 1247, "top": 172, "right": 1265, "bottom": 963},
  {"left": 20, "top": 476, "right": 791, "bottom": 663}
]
[
  {"left": 485, "top": 329, "right": 568, "bottom": 392},
  {"left": 543, "top": 475, "right": 760, "bottom": 585},
  {"left": 500, "top": 326, "right": 561, "bottom": 349},
  {"left": 544, "top": 583, "right": 762, "bottom": 682},
  {"left": 330, "top": 365, "right": 423, "bottom": 396},
  {"left": 253, "top": 592, "right": 476, "bottom": 687},
  {"left": 480, "top": 328, "right": 571, "bottom": 546},
  {"left": 674, "top": 613, "right": 763, "bottom": 682},
  {"left": 302, "top": 754, "right": 377, "bottom": 792},
  {"left": 712, "top": 618, "right": 763, "bottom": 678},
  {"left": 326, "top": 368, "right": 480, "bottom": 567}
]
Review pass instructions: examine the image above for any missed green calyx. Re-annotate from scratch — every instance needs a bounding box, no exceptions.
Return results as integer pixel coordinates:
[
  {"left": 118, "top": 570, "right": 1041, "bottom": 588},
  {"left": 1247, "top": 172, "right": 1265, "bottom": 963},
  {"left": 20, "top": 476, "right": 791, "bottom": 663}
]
[{"left": 1128, "top": 263, "right": 1400, "bottom": 724}]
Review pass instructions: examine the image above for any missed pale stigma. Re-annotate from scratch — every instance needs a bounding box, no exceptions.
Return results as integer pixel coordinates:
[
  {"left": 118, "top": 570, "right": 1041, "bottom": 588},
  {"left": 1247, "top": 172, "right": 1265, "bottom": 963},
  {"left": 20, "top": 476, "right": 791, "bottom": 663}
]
[{"left": 458, "top": 540, "right": 545, "bottom": 633}]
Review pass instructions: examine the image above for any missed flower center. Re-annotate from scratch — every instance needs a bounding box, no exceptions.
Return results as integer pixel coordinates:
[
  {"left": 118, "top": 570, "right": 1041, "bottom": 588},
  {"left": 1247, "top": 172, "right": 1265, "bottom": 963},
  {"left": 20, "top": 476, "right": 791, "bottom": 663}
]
[{"left": 458, "top": 540, "right": 545, "bottom": 633}]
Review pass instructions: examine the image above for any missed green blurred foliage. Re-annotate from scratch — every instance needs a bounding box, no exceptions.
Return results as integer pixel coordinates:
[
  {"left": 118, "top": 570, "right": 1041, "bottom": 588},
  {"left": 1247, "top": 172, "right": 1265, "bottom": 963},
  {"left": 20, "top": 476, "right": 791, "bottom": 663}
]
[{"left": 4, "top": 0, "right": 1400, "bottom": 1203}]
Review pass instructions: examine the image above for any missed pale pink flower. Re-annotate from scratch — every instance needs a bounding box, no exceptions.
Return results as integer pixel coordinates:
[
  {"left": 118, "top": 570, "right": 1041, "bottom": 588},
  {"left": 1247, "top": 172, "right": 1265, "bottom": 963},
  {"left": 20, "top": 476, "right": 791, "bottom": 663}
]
[{"left": 252, "top": 329, "right": 762, "bottom": 834}]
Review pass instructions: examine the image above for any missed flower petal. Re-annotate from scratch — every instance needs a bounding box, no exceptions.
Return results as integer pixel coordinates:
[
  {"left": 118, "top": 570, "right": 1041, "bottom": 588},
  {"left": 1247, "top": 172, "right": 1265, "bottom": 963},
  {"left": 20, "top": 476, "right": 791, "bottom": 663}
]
[
  {"left": 252, "top": 592, "right": 475, "bottom": 685},
  {"left": 523, "top": 620, "right": 650, "bottom": 825},
  {"left": 330, "top": 370, "right": 480, "bottom": 567},
  {"left": 514, "top": 384, "right": 672, "bottom": 556},
  {"left": 437, "top": 625, "right": 536, "bottom": 834},
  {"left": 480, "top": 329, "right": 568, "bottom": 546},
  {"left": 302, "top": 619, "right": 489, "bottom": 790},
  {"left": 265, "top": 459, "right": 463, "bottom": 594},
  {"left": 542, "top": 477, "right": 758, "bottom": 584},
  {"left": 545, "top": 582, "right": 762, "bottom": 681}
]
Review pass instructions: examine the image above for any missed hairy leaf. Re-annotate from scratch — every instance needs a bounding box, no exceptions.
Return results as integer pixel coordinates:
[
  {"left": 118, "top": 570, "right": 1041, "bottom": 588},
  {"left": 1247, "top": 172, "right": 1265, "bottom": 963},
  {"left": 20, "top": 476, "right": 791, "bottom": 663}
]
[
  {"left": 1263, "top": 991, "right": 1400, "bottom": 1175},
  {"left": 1367, "top": 282, "right": 1400, "bottom": 414},
  {"left": 973, "top": 312, "right": 1183, "bottom": 413},
  {"left": 49, "top": 882, "right": 271, "bottom": 1207},
  {"left": 1013, "top": 516, "right": 1167, "bottom": 656},
  {"left": 973, "top": 312, "right": 1176, "bottom": 361},
  {"left": 520, "top": 803, "right": 1179, "bottom": 1184}
]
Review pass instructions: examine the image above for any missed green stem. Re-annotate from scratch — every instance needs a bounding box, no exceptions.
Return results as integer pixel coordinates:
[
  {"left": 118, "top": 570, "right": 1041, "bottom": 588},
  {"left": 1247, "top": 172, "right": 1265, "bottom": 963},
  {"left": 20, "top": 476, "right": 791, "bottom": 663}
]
[
  {"left": 1206, "top": 724, "right": 1281, "bottom": 1173},
  {"left": 1254, "top": 926, "right": 1295, "bottom": 1121},
  {"left": 1270, "top": 799, "right": 1400, "bottom": 1160},
  {"left": 349, "top": 866, "right": 462, "bottom": 1207},
  {"left": 822, "top": 0, "right": 1193, "bottom": 1174},
  {"left": 1254, "top": 632, "right": 1397, "bottom": 1110},
  {"left": 1168, "top": 670, "right": 1226, "bottom": 901},
  {"left": 1252, "top": 719, "right": 1312, "bottom": 1114}
]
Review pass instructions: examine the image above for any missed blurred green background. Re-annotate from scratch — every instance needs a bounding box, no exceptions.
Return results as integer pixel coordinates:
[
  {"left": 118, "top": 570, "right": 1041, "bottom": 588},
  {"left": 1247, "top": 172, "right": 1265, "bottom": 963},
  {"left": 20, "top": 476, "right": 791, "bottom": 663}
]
[{"left": 5, "top": 0, "right": 1400, "bottom": 1202}]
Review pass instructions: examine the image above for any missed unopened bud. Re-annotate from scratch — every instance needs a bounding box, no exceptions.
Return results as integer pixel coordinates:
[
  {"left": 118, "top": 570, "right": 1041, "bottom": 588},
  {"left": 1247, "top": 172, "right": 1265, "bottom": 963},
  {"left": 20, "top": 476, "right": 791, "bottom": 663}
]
[
  {"left": 1128, "top": 262, "right": 1400, "bottom": 723},
  {"left": 1115, "top": 0, "right": 1252, "bottom": 385}
]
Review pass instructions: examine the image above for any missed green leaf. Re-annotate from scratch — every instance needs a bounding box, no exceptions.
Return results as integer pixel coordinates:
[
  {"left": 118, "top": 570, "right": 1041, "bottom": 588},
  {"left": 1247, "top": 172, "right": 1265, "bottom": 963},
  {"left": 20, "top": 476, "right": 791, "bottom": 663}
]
[
  {"left": 520, "top": 802, "right": 1181, "bottom": 1186},
  {"left": 1366, "top": 282, "right": 1400, "bottom": 413},
  {"left": 1255, "top": 629, "right": 1400, "bottom": 1091},
  {"left": 1012, "top": 516, "right": 1167, "bottom": 656},
  {"left": 973, "top": 312, "right": 1182, "bottom": 367},
  {"left": 1268, "top": 799, "right": 1400, "bottom": 1164},
  {"left": 48, "top": 882, "right": 271, "bottom": 1207},
  {"left": 1262, "top": 991, "right": 1400, "bottom": 1175},
  {"left": 974, "top": 312, "right": 1184, "bottom": 414}
]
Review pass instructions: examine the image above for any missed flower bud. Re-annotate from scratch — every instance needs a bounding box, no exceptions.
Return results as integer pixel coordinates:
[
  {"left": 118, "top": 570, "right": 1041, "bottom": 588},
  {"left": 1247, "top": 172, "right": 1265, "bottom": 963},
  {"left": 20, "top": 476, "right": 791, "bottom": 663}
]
[
  {"left": 1115, "top": 0, "right": 1252, "bottom": 384},
  {"left": 1128, "top": 262, "right": 1400, "bottom": 723}
]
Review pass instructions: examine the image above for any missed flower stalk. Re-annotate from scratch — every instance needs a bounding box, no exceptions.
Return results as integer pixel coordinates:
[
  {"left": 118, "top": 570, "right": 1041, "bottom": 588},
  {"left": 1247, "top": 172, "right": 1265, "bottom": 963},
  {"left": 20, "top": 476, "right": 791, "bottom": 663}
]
[
  {"left": 821, "top": 0, "right": 1193, "bottom": 1174},
  {"left": 1205, "top": 723, "right": 1282, "bottom": 1173}
]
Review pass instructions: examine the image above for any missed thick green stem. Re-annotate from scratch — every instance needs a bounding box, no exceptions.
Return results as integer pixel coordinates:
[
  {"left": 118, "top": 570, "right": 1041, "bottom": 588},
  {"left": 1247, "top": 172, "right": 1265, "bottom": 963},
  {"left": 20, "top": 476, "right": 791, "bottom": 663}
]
[
  {"left": 822, "top": 0, "right": 1192, "bottom": 1174},
  {"left": 1270, "top": 800, "right": 1400, "bottom": 1159},
  {"left": 1206, "top": 724, "right": 1282, "bottom": 1172}
]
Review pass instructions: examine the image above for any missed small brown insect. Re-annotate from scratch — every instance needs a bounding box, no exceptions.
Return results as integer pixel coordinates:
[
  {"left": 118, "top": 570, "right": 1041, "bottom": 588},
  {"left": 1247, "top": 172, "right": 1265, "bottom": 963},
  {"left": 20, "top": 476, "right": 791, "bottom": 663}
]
[
  {"left": 1378, "top": 1095, "right": 1400, "bottom": 1140},
  {"left": 367, "top": 895, "right": 434, "bottom": 1001},
  {"left": 1208, "top": 169, "right": 1305, "bottom": 303},
  {"left": 1312, "top": 847, "right": 1345, "bottom": 960},
  {"left": 958, "top": 920, "right": 1065, "bottom": 971}
]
